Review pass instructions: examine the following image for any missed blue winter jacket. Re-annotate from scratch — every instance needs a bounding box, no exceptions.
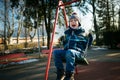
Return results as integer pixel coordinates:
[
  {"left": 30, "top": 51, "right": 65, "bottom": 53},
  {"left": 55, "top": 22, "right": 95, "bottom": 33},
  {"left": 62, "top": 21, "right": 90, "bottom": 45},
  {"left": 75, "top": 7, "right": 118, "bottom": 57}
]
[{"left": 63, "top": 26, "right": 89, "bottom": 52}]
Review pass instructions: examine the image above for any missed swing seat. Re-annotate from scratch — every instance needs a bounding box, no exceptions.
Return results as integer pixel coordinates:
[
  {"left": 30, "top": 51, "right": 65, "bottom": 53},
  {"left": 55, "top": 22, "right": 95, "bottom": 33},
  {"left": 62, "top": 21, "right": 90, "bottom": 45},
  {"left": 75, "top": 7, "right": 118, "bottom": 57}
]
[
  {"left": 75, "top": 57, "right": 89, "bottom": 65},
  {"left": 41, "top": 49, "right": 89, "bottom": 65},
  {"left": 61, "top": 56, "right": 89, "bottom": 65}
]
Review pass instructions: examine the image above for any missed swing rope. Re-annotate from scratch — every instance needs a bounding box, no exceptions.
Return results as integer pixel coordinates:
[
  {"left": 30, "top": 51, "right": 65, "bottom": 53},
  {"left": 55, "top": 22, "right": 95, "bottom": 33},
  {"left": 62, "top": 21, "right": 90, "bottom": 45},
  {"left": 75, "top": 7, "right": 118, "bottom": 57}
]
[{"left": 84, "top": 38, "right": 90, "bottom": 57}]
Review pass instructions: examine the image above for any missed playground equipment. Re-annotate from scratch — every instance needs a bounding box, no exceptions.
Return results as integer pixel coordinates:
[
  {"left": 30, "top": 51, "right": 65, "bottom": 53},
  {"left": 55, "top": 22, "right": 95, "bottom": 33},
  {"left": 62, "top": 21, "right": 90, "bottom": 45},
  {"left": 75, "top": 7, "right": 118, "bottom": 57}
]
[{"left": 44, "top": 0, "right": 82, "bottom": 80}]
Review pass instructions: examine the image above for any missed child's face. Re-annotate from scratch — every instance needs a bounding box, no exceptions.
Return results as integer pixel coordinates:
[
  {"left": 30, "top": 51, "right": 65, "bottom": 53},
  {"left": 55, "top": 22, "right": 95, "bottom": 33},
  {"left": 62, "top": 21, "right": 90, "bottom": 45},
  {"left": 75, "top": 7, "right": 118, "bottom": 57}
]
[{"left": 70, "top": 18, "right": 79, "bottom": 29}]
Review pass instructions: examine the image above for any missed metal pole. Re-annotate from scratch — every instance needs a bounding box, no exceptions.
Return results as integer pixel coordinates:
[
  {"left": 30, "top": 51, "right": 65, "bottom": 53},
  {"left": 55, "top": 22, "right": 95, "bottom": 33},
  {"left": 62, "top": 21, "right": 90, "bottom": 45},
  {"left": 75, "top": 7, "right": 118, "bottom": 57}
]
[
  {"left": 58, "top": 0, "right": 80, "bottom": 7},
  {"left": 62, "top": 6, "right": 68, "bottom": 28},
  {"left": 44, "top": 2, "right": 60, "bottom": 80}
]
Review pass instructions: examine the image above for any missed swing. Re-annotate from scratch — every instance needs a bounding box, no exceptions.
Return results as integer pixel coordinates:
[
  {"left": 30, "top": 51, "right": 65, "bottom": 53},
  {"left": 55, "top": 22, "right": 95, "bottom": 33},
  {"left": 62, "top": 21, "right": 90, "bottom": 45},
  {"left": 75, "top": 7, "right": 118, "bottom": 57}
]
[
  {"left": 43, "top": 0, "right": 89, "bottom": 80},
  {"left": 59, "top": 37, "right": 90, "bottom": 65}
]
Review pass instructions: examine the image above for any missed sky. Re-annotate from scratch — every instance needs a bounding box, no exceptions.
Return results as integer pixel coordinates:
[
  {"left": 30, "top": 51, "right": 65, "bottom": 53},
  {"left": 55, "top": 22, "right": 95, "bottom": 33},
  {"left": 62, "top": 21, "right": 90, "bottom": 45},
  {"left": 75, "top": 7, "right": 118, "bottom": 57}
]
[
  {"left": 81, "top": 11, "right": 93, "bottom": 33},
  {"left": 73, "top": 7, "right": 94, "bottom": 34}
]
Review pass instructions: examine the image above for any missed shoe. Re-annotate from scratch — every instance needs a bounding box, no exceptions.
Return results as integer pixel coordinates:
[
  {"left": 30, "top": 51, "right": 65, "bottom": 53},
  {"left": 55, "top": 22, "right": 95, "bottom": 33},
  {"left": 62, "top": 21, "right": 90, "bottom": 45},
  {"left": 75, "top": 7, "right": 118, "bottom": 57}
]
[
  {"left": 56, "top": 69, "right": 65, "bottom": 80},
  {"left": 64, "top": 72, "right": 74, "bottom": 80}
]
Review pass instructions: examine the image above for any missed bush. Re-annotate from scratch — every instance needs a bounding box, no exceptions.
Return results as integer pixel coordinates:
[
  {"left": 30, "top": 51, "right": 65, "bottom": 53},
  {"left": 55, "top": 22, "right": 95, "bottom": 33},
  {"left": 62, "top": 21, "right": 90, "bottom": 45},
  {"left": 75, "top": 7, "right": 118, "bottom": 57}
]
[
  {"left": 0, "top": 42, "right": 39, "bottom": 52},
  {"left": 103, "top": 30, "right": 120, "bottom": 49}
]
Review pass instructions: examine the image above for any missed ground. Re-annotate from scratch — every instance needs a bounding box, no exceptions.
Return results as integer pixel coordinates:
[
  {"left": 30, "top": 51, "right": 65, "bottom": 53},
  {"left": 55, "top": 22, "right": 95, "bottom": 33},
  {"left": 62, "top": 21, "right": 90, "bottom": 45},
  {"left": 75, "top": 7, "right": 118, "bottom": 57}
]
[{"left": 0, "top": 47, "right": 120, "bottom": 80}]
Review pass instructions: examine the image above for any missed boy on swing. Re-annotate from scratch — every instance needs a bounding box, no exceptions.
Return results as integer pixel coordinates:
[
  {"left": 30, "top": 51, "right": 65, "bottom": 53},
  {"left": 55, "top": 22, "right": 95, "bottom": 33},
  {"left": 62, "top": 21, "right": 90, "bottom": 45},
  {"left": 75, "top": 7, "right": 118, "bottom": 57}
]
[{"left": 53, "top": 12, "right": 93, "bottom": 80}]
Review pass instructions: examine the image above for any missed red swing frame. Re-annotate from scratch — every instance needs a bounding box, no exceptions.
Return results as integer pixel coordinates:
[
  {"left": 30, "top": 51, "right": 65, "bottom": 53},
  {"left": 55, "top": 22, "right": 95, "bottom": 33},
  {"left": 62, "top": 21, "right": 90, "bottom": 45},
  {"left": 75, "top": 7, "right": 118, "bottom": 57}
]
[{"left": 44, "top": 0, "right": 80, "bottom": 80}]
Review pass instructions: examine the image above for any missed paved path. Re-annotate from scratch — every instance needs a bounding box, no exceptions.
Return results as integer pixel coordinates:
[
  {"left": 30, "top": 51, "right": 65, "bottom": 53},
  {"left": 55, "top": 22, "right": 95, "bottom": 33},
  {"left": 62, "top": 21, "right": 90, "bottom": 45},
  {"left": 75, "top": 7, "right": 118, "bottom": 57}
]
[{"left": 0, "top": 48, "right": 120, "bottom": 80}]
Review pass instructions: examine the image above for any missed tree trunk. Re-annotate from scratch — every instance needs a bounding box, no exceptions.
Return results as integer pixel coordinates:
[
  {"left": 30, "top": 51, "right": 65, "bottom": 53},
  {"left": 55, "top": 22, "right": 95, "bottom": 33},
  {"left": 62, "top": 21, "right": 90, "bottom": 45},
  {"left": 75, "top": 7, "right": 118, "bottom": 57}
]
[
  {"left": 17, "top": 7, "right": 23, "bottom": 44},
  {"left": 118, "top": 8, "right": 120, "bottom": 30},
  {"left": 92, "top": 0, "right": 99, "bottom": 45},
  {"left": 42, "top": 0, "right": 51, "bottom": 49},
  {"left": 106, "top": 0, "right": 110, "bottom": 31},
  {"left": 4, "top": 0, "right": 8, "bottom": 50}
]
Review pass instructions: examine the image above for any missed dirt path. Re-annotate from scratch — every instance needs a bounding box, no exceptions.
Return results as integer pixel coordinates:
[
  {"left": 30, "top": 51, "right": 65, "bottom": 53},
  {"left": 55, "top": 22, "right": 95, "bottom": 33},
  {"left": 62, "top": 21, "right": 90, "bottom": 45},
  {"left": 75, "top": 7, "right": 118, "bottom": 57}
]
[{"left": 0, "top": 48, "right": 120, "bottom": 80}]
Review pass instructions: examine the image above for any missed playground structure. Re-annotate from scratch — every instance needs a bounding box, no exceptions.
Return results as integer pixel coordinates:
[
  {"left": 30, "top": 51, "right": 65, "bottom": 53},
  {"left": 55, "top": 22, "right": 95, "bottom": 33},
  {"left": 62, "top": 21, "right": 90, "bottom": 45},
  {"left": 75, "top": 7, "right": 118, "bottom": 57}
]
[{"left": 44, "top": 0, "right": 81, "bottom": 80}]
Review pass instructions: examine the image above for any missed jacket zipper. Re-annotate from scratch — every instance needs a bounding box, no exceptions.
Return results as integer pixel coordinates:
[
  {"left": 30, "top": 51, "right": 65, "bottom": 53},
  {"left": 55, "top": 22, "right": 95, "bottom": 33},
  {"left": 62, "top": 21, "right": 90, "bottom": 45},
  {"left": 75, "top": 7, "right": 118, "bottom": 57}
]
[{"left": 67, "top": 31, "right": 74, "bottom": 49}]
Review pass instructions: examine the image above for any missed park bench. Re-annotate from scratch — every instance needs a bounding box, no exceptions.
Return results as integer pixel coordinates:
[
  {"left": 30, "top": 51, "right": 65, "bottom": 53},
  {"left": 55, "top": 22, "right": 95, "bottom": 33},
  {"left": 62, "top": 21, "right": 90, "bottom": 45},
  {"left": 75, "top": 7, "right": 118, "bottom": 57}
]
[{"left": 0, "top": 53, "right": 28, "bottom": 64}]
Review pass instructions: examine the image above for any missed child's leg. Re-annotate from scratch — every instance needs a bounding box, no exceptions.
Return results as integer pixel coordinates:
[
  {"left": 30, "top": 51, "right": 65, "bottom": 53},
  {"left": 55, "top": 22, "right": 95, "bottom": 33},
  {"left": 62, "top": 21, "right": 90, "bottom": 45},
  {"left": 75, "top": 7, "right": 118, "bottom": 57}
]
[
  {"left": 53, "top": 49, "right": 66, "bottom": 70},
  {"left": 53, "top": 49, "right": 66, "bottom": 80},
  {"left": 65, "top": 49, "right": 81, "bottom": 80},
  {"left": 65, "top": 49, "right": 80, "bottom": 72}
]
